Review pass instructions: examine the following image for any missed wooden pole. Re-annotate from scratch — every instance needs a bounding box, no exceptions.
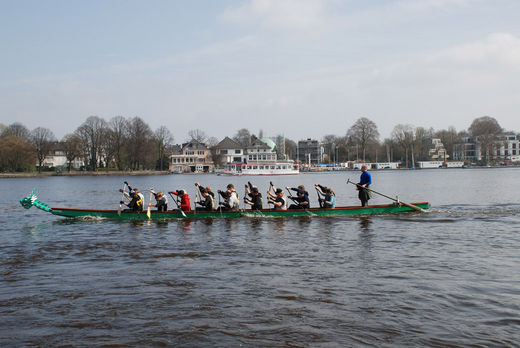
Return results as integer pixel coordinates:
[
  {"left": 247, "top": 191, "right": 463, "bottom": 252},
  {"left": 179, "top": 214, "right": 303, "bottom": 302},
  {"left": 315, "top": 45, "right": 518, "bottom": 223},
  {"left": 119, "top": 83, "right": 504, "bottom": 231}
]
[{"left": 346, "top": 179, "right": 423, "bottom": 212}]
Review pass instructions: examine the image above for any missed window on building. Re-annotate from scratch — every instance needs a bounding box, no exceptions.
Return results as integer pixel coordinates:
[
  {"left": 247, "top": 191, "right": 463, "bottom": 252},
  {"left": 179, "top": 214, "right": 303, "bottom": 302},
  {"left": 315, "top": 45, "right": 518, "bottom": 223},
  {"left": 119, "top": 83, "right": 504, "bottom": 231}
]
[{"left": 235, "top": 149, "right": 241, "bottom": 154}]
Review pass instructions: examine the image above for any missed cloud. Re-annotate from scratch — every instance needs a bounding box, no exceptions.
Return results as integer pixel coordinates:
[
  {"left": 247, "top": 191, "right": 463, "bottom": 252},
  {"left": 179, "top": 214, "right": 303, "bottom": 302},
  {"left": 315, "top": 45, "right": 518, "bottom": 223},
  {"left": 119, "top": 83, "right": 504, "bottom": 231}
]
[
  {"left": 395, "top": 0, "right": 475, "bottom": 12},
  {"left": 354, "top": 32, "right": 520, "bottom": 135},
  {"left": 369, "top": 32, "right": 520, "bottom": 90},
  {"left": 430, "top": 32, "right": 520, "bottom": 67},
  {"left": 221, "top": 0, "right": 330, "bottom": 30}
]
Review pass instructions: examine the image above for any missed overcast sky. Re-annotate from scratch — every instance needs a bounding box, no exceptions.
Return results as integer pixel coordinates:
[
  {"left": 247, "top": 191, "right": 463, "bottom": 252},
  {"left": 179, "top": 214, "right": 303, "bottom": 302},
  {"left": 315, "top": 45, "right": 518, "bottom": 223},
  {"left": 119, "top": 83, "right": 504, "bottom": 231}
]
[{"left": 1, "top": 0, "right": 520, "bottom": 142}]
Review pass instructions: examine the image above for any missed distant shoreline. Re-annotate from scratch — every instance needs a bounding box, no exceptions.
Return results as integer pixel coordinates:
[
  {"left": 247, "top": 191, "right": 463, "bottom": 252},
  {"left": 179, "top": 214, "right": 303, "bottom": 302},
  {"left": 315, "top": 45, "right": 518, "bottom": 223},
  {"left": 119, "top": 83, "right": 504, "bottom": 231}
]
[
  {"left": 0, "top": 170, "right": 170, "bottom": 178},
  {"left": 2, "top": 165, "right": 519, "bottom": 178}
]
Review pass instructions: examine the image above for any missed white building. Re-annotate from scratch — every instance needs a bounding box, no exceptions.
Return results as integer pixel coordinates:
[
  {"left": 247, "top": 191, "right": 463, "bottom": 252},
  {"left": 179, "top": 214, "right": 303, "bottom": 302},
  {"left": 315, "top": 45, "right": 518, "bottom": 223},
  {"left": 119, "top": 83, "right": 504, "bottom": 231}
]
[
  {"left": 453, "top": 133, "right": 520, "bottom": 163},
  {"left": 445, "top": 161, "right": 464, "bottom": 168},
  {"left": 216, "top": 136, "right": 298, "bottom": 175},
  {"left": 213, "top": 137, "right": 244, "bottom": 166},
  {"left": 352, "top": 163, "right": 372, "bottom": 170},
  {"left": 495, "top": 133, "right": 520, "bottom": 162},
  {"left": 373, "top": 162, "right": 399, "bottom": 169},
  {"left": 428, "top": 138, "right": 449, "bottom": 161},
  {"left": 417, "top": 161, "right": 444, "bottom": 169},
  {"left": 39, "top": 142, "right": 83, "bottom": 170}
]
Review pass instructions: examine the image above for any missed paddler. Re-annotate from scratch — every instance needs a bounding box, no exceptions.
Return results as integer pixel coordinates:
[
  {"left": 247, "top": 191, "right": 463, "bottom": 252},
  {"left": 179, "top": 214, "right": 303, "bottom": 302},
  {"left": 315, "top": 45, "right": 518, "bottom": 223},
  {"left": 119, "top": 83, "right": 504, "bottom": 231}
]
[
  {"left": 194, "top": 187, "right": 217, "bottom": 211},
  {"left": 150, "top": 190, "right": 168, "bottom": 211},
  {"left": 169, "top": 189, "right": 191, "bottom": 212},
  {"left": 244, "top": 182, "right": 262, "bottom": 210},
  {"left": 315, "top": 184, "right": 336, "bottom": 208},
  {"left": 267, "top": 187, "right": 287, "bottom": 210},
  {"left": 285, "top": 185, "right": 310, "bottom": 209},
  {"left": 120, "top": 190, "right": 143, "bottom": 211},
  {"left": 218, "top": 187, "right": 240, "bottom": 210}
]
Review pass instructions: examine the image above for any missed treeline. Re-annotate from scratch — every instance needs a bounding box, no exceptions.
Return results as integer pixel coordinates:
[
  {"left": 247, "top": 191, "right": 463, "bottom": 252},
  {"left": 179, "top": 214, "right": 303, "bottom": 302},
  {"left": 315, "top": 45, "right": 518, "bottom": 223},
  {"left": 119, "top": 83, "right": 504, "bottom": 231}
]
[
  {"left": 0, "top": 114, "right": 507, "bottom": 173},
  {"left": 0, "top": 116, "right": 175, "bottom": 172},
  {"left": 315, "top": 115, "right": 506, "bottom": 166}
]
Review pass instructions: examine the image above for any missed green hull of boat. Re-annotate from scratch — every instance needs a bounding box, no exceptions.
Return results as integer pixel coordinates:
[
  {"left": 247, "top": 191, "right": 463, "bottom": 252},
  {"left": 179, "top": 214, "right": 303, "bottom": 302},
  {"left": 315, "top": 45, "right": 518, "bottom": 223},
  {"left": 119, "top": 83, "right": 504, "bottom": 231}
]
[{"left": 49, "top": 202, "right": 429, "bottom": 220}]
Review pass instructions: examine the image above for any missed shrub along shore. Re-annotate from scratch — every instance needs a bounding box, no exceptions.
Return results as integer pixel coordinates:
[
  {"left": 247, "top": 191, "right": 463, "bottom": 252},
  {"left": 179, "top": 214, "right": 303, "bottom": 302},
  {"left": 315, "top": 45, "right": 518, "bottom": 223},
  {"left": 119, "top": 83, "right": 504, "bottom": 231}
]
[{"left": 0, "top": 170, "right": 170, "bottom": 178}]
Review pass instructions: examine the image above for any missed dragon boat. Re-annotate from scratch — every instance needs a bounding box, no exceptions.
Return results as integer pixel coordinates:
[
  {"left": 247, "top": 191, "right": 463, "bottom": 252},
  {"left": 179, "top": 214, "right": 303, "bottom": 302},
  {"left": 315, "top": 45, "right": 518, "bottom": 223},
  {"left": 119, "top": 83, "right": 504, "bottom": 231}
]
[{"left": 20, "top": 189, "right": 429, "bottom": 220}]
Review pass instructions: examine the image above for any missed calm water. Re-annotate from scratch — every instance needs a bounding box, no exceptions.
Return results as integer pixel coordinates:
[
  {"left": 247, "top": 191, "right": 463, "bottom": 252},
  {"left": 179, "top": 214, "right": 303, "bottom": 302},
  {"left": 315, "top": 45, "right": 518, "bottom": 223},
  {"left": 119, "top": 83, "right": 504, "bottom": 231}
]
[{"left": 1, "top": 169, "right": 519, "bottom": 347}]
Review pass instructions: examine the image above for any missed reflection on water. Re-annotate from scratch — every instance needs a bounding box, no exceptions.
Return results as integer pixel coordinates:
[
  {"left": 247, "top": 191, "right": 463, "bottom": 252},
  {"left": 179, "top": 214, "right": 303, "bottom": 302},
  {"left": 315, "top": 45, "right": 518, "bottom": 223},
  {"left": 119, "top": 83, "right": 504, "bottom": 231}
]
[
  {"left": 358, "top": 216, "right": 372, "bottom": 231},
  {"left": 1, "top": 169, "right": 520, "bottom": 346}
]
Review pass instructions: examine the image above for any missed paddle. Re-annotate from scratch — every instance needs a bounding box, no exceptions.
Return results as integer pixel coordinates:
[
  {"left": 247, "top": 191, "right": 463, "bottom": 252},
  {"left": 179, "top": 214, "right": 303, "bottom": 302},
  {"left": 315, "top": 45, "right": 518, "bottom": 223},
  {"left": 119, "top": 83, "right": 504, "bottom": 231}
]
[
  {"left": 284, "top": 187, "right": 299, "bottom": 204},
  {"left": 346, "top": 179, "right": 423, "bottom": 212},
  {"left": 314, "top": 185, "right": 324, "bottom": 208},
  {"left": 243, "top": 183, "right": 248, "bottom": 209},
  {"left": 267, "top": 181, "right": 274, "bottom": 206},
  {"left": 217, "top": 190, "right": 222, "bottom": 213},
  {"left": 147, "top": 188, "right": 153, "bottom": 219},
  {"left": 195, "top": 183, "right": 202, "bottom": 205},
  {"left": 168, "top": 191, "right": 187, "bottom": 217},
  {"left": 117, "top": 182, "right": 127, "bottom": 216}
]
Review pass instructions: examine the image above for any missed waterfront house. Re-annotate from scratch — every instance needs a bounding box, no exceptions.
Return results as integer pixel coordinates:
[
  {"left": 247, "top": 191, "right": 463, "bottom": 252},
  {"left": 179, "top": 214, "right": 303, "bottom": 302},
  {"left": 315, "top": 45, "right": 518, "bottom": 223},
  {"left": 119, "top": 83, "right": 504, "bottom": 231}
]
[
  {"left": 169, "top": 140, "right": 214, "bottom": 173},
  {"left": 39, "top": 141, "right": 83, "bottom": 170},
  {"left": 213, "top": 137, "right": 244, "bottom": 167},
  {"left": 216, "top": 136, "right": 298, "bottom": 175}
]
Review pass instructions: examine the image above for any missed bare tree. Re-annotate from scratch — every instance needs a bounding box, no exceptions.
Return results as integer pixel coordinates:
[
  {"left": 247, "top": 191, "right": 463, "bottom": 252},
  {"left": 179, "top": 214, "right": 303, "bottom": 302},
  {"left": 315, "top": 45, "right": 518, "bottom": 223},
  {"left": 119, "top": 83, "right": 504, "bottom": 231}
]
[
  {"left": 391, "top": 124, "right": 415, "bottom": 168},
  {"left": 75, "top": 116, "right": 108, "bottom": 171},
  {"left": 321, "top": 134, "right": 340, "bottom": 163},
  {"left": 382, "top": 138, "right": 395, "bottom": 162},
  {"left": 435, "top": 126, "right": 460, "bottom": 159},
  {"left": 347, "top": 117, "right": 380, "bottom": 162},
  {"left": 154, "top": 126, "right": 174, "bottom": 171},
  {"left": 187, "top": 129, "right": 208, "bottom": 144},
  {"left": 126, "top": 117, "right": 153, "bottom": 170},
  {"left": 413, "top": 127, "right": 434, "bottom": 161},
  {"left": 284, "top": 138, "right": 297, "bottom": 160},
  {"left": 62, "top": 133, "right": 82, "bottom": 173},
  {"left": 233, "top": 128, "right": 251, "bottom": 147},
  {"left": 107, "top": 116, "right": 129, "bottom": 170},
  {"left": 468, "top": 116, "right": 502, "bottom": 165},
  {"left": 2, "top": 122, "right": 31, "bottom": 140},
  {"left": 30, "top": 127, "right": 56, "bottom": 173},
  {"left": 207, "top": 136, "right": 219, "bottom": 147}
]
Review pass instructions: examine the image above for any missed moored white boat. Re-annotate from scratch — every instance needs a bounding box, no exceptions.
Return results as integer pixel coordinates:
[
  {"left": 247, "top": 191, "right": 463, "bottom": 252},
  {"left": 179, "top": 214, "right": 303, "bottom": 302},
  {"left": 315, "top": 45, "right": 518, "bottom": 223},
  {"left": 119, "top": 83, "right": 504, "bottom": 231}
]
[{"left": 216, "top": 161, "right": 299, "bottom": 175}]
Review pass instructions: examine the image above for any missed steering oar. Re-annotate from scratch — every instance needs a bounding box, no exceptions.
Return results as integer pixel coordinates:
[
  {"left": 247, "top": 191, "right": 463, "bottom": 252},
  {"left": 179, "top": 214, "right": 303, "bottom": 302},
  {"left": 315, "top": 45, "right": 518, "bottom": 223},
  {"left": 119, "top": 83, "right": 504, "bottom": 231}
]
[{"left": 346, "top": 179, "right": 423, "bottom": 212}]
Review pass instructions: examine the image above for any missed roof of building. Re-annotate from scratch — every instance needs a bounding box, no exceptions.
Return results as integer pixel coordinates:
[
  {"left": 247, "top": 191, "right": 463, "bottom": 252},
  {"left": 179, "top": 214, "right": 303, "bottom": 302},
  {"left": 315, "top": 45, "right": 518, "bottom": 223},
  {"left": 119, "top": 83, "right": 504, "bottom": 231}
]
[
  {"left": 260, "top": 137, "right": 276, "bottom": 150},
  {"left": 170, "top": 145, "right": 182, "bottom": 155},
  {"left": 214, "top": 136, "right": 242, "bottom": 149},
  {"left": 247, "top": 136, "right": 271, "bottom": 150},
  {"left": 181, "top": 140, "right": 208, "bottom": 150}
]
